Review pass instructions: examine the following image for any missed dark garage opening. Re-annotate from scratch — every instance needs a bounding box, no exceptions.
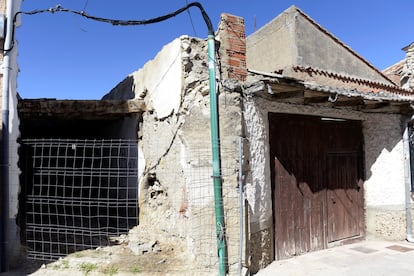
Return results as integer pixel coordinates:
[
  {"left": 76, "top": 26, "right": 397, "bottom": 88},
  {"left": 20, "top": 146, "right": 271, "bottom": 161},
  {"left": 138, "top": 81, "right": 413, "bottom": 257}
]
[{"left": 17, "top": 100, "right": 141, "bottom": 260}]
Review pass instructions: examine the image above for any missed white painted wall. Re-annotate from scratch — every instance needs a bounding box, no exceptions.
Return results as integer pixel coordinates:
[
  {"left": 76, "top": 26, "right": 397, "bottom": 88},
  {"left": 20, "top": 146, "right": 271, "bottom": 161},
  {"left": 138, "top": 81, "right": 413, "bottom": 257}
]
[
  {"left": 363, "top": 114, "right": 406, "bottom": 207},
  {"left": 131, "top": 38, "right": 183, "bottom": 120},
  {"left": 243, "top": 99, "right": 273, "bottom": 233}
]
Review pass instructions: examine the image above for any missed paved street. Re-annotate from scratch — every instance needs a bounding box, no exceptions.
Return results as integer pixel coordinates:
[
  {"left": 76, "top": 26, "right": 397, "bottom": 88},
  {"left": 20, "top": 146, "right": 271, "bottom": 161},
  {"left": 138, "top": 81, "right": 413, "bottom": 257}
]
[{"left": 256, "top": 240, "right": 414, "bottom": 275}]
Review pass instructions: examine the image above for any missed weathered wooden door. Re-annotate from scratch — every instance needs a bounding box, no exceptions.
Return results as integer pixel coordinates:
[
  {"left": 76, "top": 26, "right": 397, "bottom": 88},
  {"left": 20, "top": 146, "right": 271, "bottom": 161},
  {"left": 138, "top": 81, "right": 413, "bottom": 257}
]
[
  {"left": 324, "top": 121, "right": 363, "bottom": 242},
  {"left": 269, "top": 113, "right": 363, "bottom": 260},
  {"left": 326, "top": 153, "right": 361, "bottom": 242}
]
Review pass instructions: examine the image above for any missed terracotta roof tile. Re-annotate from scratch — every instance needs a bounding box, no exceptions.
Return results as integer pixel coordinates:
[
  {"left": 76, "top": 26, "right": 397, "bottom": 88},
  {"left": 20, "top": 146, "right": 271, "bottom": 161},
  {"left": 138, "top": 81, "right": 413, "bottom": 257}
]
[
  {"left": 382, "top": 60, "right": 404, "bottom": 86},
  {"left": 289, "top": 65, "right": 413, "bottom": 96}
]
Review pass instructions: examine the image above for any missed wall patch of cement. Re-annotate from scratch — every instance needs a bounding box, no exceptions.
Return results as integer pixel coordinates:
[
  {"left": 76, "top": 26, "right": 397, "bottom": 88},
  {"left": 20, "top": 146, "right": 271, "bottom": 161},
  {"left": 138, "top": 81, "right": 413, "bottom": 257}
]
[
  {"left": 366, "top": 206, "right": 408, "bottom": 240},
  {"left": 243, "top": 97, "right": 273, "bottom": 233},
  {"left": 246, "top": 10, "right": 295, "bottom": 73}
]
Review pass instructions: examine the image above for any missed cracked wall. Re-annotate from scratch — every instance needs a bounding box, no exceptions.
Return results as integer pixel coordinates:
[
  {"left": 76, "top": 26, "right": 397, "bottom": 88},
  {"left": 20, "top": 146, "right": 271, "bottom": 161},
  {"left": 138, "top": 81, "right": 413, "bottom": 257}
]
[{"left": 105, "top": 34, "right": 243, "bottom": 274}]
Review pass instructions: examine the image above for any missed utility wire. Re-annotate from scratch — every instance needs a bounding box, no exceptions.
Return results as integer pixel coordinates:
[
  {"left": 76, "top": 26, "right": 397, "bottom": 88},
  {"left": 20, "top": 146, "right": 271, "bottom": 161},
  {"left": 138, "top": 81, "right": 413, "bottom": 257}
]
[
  {"left": 3, "top": 2, "right": 213, "bottom": 52},
  {"left": 82, "top": 0, "right": 89, "bottom": 12},
  {"left": 185, "top": 0, "right": 198, "bottom": 37}
]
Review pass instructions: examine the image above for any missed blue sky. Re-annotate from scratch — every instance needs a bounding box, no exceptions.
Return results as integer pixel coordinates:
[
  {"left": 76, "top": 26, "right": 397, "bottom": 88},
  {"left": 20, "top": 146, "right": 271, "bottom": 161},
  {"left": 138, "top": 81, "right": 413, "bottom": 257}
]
[{"left": 17, "top": 0, "right": 414, "bottom": 100}]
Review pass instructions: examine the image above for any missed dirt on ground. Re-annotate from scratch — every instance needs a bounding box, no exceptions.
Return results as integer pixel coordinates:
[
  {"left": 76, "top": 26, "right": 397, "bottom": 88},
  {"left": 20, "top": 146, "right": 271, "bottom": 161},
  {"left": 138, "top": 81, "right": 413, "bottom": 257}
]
[
  {"left": 31, "top": 244, "right": 186, "bottom": 275},
  {"left": 2, "top": 227, "right": 192, "bottom": 276}
]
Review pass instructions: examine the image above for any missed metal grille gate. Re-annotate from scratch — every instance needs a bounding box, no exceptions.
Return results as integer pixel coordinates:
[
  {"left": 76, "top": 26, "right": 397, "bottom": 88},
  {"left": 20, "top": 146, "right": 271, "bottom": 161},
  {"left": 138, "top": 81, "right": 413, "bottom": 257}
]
[{"left": 19, "top": 139, "right": 139, "bottom": 260}]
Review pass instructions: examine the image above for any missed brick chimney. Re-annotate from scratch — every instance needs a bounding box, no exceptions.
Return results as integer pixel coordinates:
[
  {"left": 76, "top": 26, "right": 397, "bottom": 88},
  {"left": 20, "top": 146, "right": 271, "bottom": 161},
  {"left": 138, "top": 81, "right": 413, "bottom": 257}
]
[
  {"left": 216, "top": 13, "right": 247, "bottom": 81},
  {"left": 401, "top": 42, "right": 414, "bottom": 90}
]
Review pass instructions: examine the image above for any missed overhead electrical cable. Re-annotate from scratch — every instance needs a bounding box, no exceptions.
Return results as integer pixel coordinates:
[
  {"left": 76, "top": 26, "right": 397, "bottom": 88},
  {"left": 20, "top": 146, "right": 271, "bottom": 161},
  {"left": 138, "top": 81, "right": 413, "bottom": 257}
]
[
  {"left": 3, "top": 2, "right": 213, "bottom": 52},
  {"left": 185, "top": 0, "right": 198, "bottom": 36},
  {"left": 82, "top": 0, "right": 89, "bottom": 12}
]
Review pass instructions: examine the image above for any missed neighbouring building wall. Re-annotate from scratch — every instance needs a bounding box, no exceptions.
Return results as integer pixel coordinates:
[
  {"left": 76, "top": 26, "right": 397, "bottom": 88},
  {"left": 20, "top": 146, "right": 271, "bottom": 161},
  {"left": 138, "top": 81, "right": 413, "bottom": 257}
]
[
  {"left": 246, "top": 9, "right": 295, "bottom": 73},
  {"left": 247, "top": 6, "right": 392, "bottom": 84},
  {"left": 382, "top": 60, "right": 404, "bottom": 87},
  {"left": 243, "top": 96, "right": 408, "bottom": 271},
  {"left": 293, "top": 12, "right": 389, "bottom": 83},
  {"left": 401, "top": 43, "right": 414, "bottom": 90}
]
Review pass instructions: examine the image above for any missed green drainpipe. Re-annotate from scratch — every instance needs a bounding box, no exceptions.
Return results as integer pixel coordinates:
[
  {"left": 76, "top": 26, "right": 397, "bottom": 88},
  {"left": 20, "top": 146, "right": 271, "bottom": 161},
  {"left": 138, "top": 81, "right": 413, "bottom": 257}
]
[{"left": 207, "top": 34, "right": 227, "bottom": 276}]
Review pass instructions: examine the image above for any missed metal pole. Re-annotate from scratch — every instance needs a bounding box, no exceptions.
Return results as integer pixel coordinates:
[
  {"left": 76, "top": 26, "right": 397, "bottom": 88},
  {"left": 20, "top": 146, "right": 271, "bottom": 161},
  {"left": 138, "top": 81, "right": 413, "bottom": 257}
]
[
  {"left": 238, "top": 137, "right": 244, "bottom": 276},
  {"left": 1, "top": 0, "right": 14, "bottom": 271},
  {"left": 403, "top": 119, "right": 414, "bottom": 242},
  {"left": 208, "top": 34, "right": 227, "bottom": 276}
]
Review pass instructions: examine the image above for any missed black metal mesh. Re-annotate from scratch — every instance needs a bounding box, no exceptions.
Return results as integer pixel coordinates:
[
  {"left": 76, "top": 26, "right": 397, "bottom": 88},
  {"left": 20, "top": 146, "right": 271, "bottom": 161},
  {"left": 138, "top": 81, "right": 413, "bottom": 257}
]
[{"left": 20, "top": 139, "right": 138, "bottom": 260}]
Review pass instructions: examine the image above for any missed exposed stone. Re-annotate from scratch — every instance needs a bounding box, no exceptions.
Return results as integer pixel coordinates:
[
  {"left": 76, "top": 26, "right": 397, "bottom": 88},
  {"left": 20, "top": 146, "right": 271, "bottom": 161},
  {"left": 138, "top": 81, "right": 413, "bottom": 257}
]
[
  {"left": 128, "top": 240, "right": 161, "bottom": 255},
  {"left": 401, "top": 43, "right": 414, "bottom": 90}
]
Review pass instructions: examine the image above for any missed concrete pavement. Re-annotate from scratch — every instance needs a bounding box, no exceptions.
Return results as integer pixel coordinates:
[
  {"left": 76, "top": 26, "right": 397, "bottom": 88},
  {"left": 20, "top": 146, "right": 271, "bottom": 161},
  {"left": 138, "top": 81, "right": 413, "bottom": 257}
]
[{"left": 256, "top": 240, "right": 414, "bottom": 276}]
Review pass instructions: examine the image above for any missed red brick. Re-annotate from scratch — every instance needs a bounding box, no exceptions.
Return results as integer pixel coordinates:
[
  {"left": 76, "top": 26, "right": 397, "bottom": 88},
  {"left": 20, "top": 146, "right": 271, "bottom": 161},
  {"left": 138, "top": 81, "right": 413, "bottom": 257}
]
[
  {"left": 228, "top": 58, "right": 241, "bottom": 67},
  {"left": 217, "top": 13, "right": 247, "bottom": 80}
]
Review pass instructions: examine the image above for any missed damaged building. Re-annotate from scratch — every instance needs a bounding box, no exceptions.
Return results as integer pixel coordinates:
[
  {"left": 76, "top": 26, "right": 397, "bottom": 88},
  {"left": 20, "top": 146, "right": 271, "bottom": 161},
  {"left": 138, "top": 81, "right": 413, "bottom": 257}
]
[{"left": 2, "top": 3, "right": 414, "bottom": 275}]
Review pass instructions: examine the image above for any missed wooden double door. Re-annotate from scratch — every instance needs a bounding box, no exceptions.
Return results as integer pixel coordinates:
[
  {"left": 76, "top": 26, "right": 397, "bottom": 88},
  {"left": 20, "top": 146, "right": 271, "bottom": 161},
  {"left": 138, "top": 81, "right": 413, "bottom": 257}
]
[{"left": 269, "top": 113, "right": 364, "bottom": 260}]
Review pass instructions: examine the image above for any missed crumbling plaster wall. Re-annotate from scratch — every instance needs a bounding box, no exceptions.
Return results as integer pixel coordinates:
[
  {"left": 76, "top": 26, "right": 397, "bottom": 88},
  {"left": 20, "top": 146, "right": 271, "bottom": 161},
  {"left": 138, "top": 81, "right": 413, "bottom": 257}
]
[
  {"left": 243, "top": 95, "right": 408, "bottom": 270},
  {"left": 138, "top": 35, "right": 242, "bottom": 271},
  {"left": 105, "top": 34, "right": 242, "bottom": 273}
]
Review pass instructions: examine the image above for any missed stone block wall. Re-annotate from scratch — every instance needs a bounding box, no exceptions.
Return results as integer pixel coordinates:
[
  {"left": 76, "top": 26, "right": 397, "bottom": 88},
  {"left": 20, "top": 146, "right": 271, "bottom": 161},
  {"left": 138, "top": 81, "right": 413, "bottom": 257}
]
[{"left": 402, "top": 43, "right": 414, "bottom": 90}]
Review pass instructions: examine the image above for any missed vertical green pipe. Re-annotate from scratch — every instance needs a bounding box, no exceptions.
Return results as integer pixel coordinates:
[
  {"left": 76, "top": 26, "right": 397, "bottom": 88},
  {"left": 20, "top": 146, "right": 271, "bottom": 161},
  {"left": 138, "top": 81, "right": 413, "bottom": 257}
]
[{"left": 207, "top": 34, "right": 226, "bottom": 276}]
